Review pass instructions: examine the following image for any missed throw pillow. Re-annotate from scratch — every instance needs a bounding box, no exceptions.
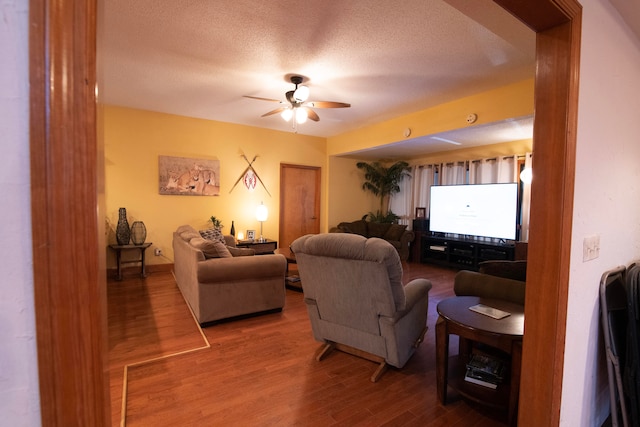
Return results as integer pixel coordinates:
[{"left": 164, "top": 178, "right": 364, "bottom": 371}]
[
  {"left": 199, "top": 227, "right": 225, "bottom": 244},
  {"left": 367, "top": 222, "right": 391, "bottom": 238},
  {"left": 384, "top": 224, "right": 407, "bottom": 241},
  {"left": 190, "top": 237, "right": 232, "bottom": 259},
  {"left": 227, "top": 246, "right": 255, "bottom": 257},
  {"left": 339, "top": 220, "right": 367, "bottom": 236}
]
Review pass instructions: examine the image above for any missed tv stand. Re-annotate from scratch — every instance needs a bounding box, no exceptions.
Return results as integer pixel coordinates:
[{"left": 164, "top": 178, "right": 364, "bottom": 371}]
[{"left": 421, "top": 234, "right": 515, "bottom": 269}]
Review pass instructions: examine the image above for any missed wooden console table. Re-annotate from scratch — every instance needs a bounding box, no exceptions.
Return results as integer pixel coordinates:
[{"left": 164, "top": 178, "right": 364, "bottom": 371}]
[
  {"left": 109, "top": 242, "right": 152, "bottom": 281},
  {"left": 436, "top": 296, "right": 524, "bottom": 426},
  {"left": 236, "top": 239, "right": 277, "bottom": 254}
]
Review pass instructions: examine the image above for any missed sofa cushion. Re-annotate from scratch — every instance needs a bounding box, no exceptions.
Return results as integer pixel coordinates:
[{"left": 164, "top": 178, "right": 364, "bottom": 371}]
[
  {"left": 190, "top": 237, "right": 232, "bottom": 259},
  {"left": 383, "top": 224, "right": 407, "bottom": 241},
  {"left": 338, "top": 219, "right": 368, "bottom": 236},
  {"left": 367, "top": 222, "right": 392, "bottom": 238},
  {"left": 227, "top": 246, "right": 255, "bottom": 257},
  {"left": 478, "top": 260, "right": 527, "bottom": 282},
  {"left": 199, "top": 227, "right": 225, "bottom": 244}
]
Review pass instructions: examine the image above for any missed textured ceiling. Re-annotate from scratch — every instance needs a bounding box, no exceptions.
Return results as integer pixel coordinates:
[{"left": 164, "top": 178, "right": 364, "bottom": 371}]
[{"left": 100, "top": 0, "right": 536, "bottom": 155}]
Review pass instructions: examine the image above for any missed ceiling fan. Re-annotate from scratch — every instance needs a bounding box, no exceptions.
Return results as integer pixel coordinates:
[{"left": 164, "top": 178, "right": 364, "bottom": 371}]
[{"left": 244, "top": 75, "right": 350, "bottom": 128}]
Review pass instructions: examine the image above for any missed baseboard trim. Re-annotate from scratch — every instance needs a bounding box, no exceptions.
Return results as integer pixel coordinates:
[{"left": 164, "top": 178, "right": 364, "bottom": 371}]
[{"left": 107, "top": 263, "right": 174, "bottom": 281}]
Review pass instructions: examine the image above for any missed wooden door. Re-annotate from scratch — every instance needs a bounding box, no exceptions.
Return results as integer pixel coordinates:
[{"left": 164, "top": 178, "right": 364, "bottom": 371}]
[{"left": 279, "top": 164, "right": 320, "bottom": 250}]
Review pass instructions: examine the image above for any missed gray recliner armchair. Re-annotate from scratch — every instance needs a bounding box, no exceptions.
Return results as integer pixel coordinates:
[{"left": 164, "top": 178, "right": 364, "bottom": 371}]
[{"left": 291, "top": 233, "right": 432, "bottom": 382}]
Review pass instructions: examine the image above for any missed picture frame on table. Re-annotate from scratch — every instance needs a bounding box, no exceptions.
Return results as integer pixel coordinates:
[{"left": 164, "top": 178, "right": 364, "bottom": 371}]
[
  {"left": 415, "top": 207, "right": 426, "bottom": 218},
  {"left": 246, "top": 230, "right": 256, "bottom": 241}
]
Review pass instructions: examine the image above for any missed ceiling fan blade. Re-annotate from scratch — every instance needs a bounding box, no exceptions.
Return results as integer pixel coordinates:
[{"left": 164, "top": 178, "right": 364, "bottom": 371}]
[
  {"left": 305, "top": 108, "right": 320, "bottom": 122},
  {"left": 306, "top": 101, "right": 351, "bottom": 109},
  {"left": 261, "top": 107, "right": 288, "bottom": 117},
  {"left": 244, "top": 95, "right": 282, "bottom": 103}
]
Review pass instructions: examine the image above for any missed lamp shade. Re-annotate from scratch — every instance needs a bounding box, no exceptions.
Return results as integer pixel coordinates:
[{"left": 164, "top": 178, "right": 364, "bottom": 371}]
[
  {"left": 520, "top": 167, "right": 533, "bottom": 184},
  {"left": 256, "top": 202, "right": 268, "bottom": 222}
]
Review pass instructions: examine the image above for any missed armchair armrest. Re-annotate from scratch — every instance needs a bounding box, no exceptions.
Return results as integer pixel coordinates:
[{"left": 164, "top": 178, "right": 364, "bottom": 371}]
[{"left": 383, "top": 278, "right": 432, "bottom": 322}]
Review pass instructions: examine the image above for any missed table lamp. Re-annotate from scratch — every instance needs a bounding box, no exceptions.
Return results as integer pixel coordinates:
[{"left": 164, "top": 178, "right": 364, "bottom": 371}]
[{"left": 256, "top": 202, "right": 268, "bottom": 243}]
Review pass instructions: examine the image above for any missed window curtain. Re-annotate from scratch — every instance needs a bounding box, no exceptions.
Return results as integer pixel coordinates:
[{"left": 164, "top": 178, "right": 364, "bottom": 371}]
[
  {"left": 388, "top": 169, "right": 413, "bottom": 226},
  {"left": 520, "top": 152, "right": 533, "bottom": 241},
  {"left": 440, "top": 162, "right": 466, "bottom": 185},
  {"left": 392, "top": 153, "right": 530, "bottom": 239},
  {"left": 402, "top": 165, "right": 436, "bottom": 230},
  {"left": 497, "top": 155, "right": 517, "bottom": 183}
]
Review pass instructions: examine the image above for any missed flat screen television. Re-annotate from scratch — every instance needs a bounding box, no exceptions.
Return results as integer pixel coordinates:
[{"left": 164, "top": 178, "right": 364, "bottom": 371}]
[{"left": 429, "top": 183, "right": 518, "bottom": 240}]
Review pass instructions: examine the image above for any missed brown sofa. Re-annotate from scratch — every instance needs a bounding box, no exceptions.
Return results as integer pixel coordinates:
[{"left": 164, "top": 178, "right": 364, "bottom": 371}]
[
  {"left": 454, "top": 270, "right": 526, "bottom": 305},
  {"left": 329, "top": 219, "right": 415, "bottom": 261},
  {"left": 172, "top": 225, "right": 287, "bottom": 325}
]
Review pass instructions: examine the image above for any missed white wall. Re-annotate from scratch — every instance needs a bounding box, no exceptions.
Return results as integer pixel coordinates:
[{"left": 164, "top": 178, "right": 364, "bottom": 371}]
[
  {"left": 0, "top": 0, "right": 41, "bottom": 425},
  {"left": 562, "top": 0, "right": 640, "bottom": 425}
]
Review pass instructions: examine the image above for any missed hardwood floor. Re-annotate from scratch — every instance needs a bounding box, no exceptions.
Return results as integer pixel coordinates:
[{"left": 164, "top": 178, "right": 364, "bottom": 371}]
[{"left": 108, "top": 262, "right": 508, "bottom": 426}]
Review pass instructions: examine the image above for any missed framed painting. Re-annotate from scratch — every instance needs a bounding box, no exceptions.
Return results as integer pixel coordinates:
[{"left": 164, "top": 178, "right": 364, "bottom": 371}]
[
  {"left": 246, "top": 230, "right": 256, "bottom": 241},
  {"left": 415, "top": 207, "right": 426, "bottom": 218},
  {"left": 158, "top": 155, "right": 220, "bottom": 196}
]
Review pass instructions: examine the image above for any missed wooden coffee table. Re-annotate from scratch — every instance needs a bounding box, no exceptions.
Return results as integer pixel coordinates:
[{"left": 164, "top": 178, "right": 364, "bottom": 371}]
[{"left": 436, "top": 296, "right": 524, "bottom": 426}]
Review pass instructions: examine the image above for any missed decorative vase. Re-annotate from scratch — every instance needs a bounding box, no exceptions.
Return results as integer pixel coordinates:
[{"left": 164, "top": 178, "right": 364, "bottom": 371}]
[
  {"left": 115, "top": 207, "right": 131, "bottom": 245},
  {"left": 130, "top": 221, "right": 147, "bottom": 245},
  {"left": 230, "top": 220, "right": 235, "bottom": 237}
]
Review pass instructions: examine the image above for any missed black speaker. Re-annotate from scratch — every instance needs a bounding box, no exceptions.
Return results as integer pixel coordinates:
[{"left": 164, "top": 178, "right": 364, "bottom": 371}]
[{"left": 413, "top": 219, "right": 429, "bottom": 231}]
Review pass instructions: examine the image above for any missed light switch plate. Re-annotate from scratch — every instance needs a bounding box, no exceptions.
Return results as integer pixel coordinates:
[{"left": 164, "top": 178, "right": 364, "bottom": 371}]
[{"left": 583, "top": 235, "right": 600, "bottom": 262}]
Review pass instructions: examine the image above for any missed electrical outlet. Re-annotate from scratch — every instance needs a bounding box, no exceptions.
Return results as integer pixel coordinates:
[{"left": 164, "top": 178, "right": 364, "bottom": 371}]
[
  {"left": 582, "top": 235, "right": 600, "bottom": 262},
  {"left": 154, "top": 248, "right": 162, "bottom": 256}
]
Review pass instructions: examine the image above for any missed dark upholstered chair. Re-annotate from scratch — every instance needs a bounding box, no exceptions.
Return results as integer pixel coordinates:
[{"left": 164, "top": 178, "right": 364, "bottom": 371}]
[{"left": 291, "top": 233, "right": 432, "bottom": 382}]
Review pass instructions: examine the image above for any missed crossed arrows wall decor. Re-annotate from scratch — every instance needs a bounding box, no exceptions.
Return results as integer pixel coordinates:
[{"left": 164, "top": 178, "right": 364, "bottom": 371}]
[{"left": 229, "top": 154, "right": 271, "bottom": 196}]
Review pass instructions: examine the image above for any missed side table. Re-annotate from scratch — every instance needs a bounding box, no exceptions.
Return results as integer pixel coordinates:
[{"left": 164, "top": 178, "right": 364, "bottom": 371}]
[
  {"left": 274, "top": 247, "right": 301, "bottom": 290},
  {"left": 236, "top": 239, "right": 277, "bottom": 254},
  {"left": 109, "top": 242, "right": 152, "bottom": 281},
  {"left": 436, "top": 296, "right": 524, "bottom": 426}
]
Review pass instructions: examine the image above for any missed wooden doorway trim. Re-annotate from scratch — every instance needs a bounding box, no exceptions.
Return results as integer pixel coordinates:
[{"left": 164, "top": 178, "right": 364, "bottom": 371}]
[
  {"left": 279, "top": 163, "right": 321, "bottom": 249},
  {"left": 495, "top": 0, "right": 582, "bottom": 424},
  {"left": 29, "top": 0, "right": 581, "bottom": 425},
  {"left": 29, "top": 0, "right": 109, "bottom": 425}
]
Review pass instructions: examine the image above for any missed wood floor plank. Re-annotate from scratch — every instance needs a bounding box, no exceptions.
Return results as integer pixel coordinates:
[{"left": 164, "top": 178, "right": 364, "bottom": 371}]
[{"left": 108, "top": 262, "right": 508, "bottom": 426}]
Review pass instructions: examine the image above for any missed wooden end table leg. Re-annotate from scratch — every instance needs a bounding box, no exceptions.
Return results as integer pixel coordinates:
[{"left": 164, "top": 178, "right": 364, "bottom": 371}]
[
  {"left": 436, "top": 316, "right": 449, "bottom": 405},
  {"left": 140, "top": 247, "right": 147, "bottom": 278},
  {"left": 115, "top": 248, "right": 123, "bottom": 281}
]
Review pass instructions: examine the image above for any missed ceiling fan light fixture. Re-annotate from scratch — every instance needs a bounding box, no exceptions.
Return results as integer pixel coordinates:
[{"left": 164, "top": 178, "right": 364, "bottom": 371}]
[
  {"left": 281, "top": 108, "right": 293, "bottom": 122},
  {"left": 293, "top": 85, "right": 309, "bottom": 102},
  {"left": 295, "top": 108, "right": 308, "bottom": 124}
]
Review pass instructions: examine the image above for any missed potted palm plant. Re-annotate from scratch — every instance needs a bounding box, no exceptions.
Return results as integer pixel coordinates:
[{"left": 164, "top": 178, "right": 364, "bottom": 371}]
[
  {"left": 356, "top": 160, "right": 411, "bottom": 223},
  {"left": 209, "top": 216, "right": 223, "bottom": 230}
]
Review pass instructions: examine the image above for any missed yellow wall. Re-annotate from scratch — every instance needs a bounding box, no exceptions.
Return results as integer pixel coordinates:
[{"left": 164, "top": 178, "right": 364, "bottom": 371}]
[
  {"left": 327, "top": 156, "right": 379, "bottom": 226},
  {"left": 326, "top": 79, "right": 534, "bottom": 157},
  {"left": 104, "top": 106, "right": 325, "bottom": 266}
]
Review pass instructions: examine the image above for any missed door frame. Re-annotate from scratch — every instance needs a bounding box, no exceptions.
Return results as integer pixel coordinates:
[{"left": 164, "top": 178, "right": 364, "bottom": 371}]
[
  {"left": 29, "top": 0, "right": 581, "bottom": 425},
  {"left": 279, "top": 163, "right": 321, "bottom": 248}
]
